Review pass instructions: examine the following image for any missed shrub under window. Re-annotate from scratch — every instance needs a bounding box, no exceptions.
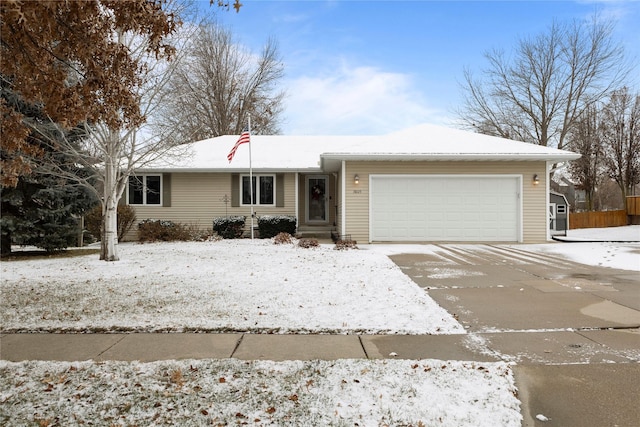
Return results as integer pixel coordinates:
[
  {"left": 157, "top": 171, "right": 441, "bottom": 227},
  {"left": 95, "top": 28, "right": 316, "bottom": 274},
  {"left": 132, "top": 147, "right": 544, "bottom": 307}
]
[{"left": 258, "top": 215, "right": 296, "bottom": 238}]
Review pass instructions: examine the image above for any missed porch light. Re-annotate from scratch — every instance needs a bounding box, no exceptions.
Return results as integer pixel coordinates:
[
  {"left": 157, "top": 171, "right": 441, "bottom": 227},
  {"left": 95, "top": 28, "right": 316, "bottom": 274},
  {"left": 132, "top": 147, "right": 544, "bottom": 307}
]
[
  {"left": 354, "top": 174, "right": 360, "bottom": 185},
  {"left": 533, "top": 174, "right": 540, "bottom": 185}
]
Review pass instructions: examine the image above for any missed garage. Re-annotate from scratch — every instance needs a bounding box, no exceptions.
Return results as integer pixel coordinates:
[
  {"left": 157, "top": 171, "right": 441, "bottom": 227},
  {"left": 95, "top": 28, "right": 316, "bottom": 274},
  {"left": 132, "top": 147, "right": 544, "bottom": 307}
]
[{"left": 370, "top": 175, "right": 521, "bottom": 242}]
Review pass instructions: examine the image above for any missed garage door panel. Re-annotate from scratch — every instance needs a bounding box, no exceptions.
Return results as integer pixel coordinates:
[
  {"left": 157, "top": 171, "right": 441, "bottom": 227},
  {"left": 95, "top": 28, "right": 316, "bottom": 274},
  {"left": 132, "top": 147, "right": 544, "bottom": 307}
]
[{"left": 371, "top": 176, "right": 519, "bottom": 242}]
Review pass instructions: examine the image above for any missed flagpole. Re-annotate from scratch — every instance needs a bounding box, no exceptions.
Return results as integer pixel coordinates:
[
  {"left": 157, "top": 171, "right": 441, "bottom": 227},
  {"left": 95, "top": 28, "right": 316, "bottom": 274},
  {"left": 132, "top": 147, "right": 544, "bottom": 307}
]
[{"left": 248, "top": 114, "right": 254, "bottom": 240}]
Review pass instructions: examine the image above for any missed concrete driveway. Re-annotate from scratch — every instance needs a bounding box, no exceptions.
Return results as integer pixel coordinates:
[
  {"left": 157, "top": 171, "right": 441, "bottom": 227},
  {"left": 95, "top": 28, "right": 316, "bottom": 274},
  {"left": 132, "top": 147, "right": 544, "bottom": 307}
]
[{"left": 388, "top": 244, "right": 640, "bottom": 427}]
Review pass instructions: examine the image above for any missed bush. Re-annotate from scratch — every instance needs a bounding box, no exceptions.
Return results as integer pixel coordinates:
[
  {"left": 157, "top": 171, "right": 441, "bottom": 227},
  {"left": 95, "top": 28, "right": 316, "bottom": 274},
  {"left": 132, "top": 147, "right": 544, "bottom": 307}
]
[
  {"left": 335, "top": 239, "right": 358, "bottom": 250},
  {"left": 298, "top": 238, "right": 319, "bottom": 248},
  {"left": 213, "top": 216, "right": 246, "bottom": 239},
  {"left": 138, "top": 219, "right": 191, "bottom": 242},
  {"left": 85, "top": 204, "right": 137, "bottom": 242},
  {"left": 182, "top": 222, "right": 214, "bottom": 241},
  {"left": 273, "top": 232, "right": 293, "bottom": 245},
  {"left": 258, "top": 215, "right": 297, "bottom": 239}
]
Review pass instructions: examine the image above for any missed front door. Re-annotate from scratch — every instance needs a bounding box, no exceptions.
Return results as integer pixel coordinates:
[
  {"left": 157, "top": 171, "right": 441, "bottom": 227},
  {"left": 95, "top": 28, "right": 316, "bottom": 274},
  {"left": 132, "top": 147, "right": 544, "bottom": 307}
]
[{"left": 306, "top": 175, "right": 328, "bottom": 223}]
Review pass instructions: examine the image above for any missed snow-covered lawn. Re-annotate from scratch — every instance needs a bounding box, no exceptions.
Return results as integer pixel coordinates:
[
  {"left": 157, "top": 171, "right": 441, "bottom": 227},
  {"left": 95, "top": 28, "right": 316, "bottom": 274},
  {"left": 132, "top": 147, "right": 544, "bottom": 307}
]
[
  {"left": 0, "top": 358, "right": 521, "bottom": 427},
  {"left": 526, "top": 225, "right": 640, "bottom": 271},
  {"left": 2, "top": 227, "right": 637, "bottom": 426},
  {"left": 1, "top": 239, "right": 463, "bottom": 334}
]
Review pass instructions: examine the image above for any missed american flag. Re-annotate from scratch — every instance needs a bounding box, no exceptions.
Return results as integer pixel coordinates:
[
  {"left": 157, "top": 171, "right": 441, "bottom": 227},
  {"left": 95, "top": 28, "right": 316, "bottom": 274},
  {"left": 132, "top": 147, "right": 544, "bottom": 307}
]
[{"left": 227, "top": 130, "right": 250, "bottom": 163}]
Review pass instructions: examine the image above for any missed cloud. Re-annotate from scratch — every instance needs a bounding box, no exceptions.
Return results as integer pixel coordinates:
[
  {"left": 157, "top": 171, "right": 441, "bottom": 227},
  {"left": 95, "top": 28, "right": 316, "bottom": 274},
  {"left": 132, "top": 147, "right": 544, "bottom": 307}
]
[{"left": 282, "top": 63, "right": 449, "bottom": 135}]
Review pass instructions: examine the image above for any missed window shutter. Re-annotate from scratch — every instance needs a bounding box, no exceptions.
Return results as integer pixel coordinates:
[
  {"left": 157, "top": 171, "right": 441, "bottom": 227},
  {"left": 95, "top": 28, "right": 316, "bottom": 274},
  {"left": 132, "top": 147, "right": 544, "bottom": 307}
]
[
  {"left": 162, "top": 174, "right": 171, "bottom": 207},
  {"left": 231, "top": 174, "right": 239, "bottom": 207},
  {"left": 276, "top": 174, "right": 284, "bottom": 207}
]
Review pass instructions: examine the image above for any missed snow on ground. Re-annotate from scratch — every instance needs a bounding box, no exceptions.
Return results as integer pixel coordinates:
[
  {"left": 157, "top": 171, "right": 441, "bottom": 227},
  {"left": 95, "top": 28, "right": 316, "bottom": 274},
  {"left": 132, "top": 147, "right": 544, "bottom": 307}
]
[
  {"left": 3, "top": 229, "right": 636, "bottom": 426},
  {"left": 0, "top": 239, "right": 464, "bottom": 334},
  {"left": 0, "top": 358, "right": 521, "bottom": 427},
  {"left": 528, "top": 226, "right": 640, "bottom": 271},
  {"left": 564, "top": 224, "right": 640, "bottom": 241}
]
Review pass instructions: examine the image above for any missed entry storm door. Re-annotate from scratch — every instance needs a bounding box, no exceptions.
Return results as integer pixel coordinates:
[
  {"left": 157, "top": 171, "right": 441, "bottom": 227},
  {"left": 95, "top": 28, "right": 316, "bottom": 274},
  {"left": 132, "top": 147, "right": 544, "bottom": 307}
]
[{"left": 306, "top": 175, "right": 329, "bottom": 223}]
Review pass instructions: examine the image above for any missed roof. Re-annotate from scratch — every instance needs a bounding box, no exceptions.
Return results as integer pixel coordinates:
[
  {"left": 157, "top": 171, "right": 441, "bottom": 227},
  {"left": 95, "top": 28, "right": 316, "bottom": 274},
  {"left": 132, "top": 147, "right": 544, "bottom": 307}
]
[{"left": 138, "top": 123, "right": 581, "bottom": 173}]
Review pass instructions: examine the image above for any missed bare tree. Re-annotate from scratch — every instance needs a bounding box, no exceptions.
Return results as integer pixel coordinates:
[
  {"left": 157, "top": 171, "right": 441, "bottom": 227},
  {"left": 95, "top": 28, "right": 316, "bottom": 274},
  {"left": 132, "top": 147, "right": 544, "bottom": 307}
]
[
  {"left": 458, "top": 16, "right": 631, "bottom": 150},
  {"left": 31, "top": 4, "right": 196, "bottom": 261},
  {"left": 567, "top": 105, "right": 603, "bottom": 210},
  {"left": 600, "top": 87, "right": 640, "bottom": 206},
  {"left": 158, "top": 23, "right": 285, "bottom": 141}
]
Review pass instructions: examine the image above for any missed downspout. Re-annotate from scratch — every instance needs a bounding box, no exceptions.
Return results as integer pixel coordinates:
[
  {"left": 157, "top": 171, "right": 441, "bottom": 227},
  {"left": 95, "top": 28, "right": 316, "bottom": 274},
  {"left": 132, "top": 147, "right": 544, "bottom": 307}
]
[
  {"left": 546, "top": 161, "right": 551, "bottom": 242},
  {"left": 341, "top": 160, "right": 346, "bottom": 238},
  {"left": 294, "top": 172, "right": 299, "bottom": 228}
]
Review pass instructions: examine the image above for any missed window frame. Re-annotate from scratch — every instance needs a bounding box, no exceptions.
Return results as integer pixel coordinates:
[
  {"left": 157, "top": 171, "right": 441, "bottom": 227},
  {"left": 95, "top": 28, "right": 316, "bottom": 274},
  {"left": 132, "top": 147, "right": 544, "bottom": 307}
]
[
  {"left": 127, "top": 174, "right": 163, "bottom": 206},
  {"left": 240, "top": 174, "right": 276, "bottom": 206}
]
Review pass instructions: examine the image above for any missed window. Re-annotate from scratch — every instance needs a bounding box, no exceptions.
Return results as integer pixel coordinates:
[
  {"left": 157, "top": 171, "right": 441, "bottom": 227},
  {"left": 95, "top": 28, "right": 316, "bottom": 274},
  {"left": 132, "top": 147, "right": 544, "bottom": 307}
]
[
  {"left": 128, "top": 175, "right": 162, "bottom": 205},
  {"left": 241, "top": 174, "right": 275, "bottom": 206},
  {"left": 557, "top": 205, "right": 566, "bottom": 214}
]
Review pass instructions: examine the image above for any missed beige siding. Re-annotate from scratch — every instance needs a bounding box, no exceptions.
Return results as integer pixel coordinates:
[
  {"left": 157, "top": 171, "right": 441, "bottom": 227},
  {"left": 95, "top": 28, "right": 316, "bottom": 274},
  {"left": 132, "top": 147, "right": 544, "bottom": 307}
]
[
  {"left": 125, "top": 172, "right": 297, "bottom": 240},
  {"left": 344, "top": 161, "right": 548, "bottom": 244}
]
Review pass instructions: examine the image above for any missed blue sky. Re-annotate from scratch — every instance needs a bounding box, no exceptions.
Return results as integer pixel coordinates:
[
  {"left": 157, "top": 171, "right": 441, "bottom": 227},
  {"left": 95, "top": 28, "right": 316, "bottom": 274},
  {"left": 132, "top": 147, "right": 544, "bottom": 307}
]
[{"left": 206, "top": 1, "right": 640, "bottom": 135}]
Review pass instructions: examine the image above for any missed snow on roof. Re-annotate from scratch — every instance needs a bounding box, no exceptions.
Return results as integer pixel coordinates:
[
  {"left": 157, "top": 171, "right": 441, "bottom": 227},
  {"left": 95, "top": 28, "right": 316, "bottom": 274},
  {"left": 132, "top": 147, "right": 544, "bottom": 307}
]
[{"left": 139, "top": 123, "right": 580, "bottom": 172}]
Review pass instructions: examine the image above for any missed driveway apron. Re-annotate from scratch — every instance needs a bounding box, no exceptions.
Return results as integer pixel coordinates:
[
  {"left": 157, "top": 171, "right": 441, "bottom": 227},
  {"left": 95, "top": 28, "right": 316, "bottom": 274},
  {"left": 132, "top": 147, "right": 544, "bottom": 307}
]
[{"left": 388, "top": 244, "right": 640, "bottom": 427}]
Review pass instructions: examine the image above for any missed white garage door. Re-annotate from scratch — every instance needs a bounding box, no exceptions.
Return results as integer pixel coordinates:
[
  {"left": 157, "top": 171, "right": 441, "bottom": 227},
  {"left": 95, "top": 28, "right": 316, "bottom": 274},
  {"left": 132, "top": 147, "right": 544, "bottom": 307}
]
[{"left": 370, "top": 175, "right": 520, "bottom": 242}]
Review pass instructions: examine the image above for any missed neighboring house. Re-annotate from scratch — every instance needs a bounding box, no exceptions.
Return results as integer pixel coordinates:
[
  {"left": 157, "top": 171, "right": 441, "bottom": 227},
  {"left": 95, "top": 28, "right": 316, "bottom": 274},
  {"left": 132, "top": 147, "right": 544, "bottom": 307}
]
[
  {"left": 127, "top": 124, "right": 579, "bottom": 243},
  {"left": 551, "top": 174, "right": 586, "bottom": 211}
]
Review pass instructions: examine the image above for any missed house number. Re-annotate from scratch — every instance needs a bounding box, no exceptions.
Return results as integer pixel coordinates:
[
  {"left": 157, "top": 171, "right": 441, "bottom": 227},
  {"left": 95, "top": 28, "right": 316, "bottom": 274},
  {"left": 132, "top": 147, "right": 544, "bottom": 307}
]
[{"left": 353, "top": 190, "right": 362, "bottom": 194}]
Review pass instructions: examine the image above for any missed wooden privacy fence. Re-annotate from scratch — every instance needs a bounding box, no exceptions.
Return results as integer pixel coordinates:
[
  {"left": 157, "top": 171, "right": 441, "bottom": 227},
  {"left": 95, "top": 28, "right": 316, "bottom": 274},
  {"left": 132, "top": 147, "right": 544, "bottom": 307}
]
[
  {"left": 627, "top": 196, "right": 640, "bottom": 216},
  {"left": 569, "top": 196, "right": 639, "bottom": 229},
  {"left": 569, "top": 210, "right": 627, "bottom": 229}
]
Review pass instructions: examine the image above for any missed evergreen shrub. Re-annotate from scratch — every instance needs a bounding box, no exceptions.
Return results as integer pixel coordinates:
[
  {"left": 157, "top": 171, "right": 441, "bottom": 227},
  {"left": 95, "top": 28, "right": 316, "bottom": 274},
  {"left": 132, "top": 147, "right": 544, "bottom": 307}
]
[
  {"left": 212, "top": 216, "right": 246, "bottom": 239},
  {"left": 257, "top": 215, "right": 297, "bottom": 239}
]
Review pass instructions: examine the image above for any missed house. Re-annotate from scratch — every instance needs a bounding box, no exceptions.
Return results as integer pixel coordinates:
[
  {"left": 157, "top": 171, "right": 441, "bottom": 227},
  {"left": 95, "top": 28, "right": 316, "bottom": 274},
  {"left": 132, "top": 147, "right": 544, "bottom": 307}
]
[
  {"left": 551, "top": 173, "right": 586, "bottom": 211},
  {"left": 127, "top": 124, "right": 580, "bottom": 243}
]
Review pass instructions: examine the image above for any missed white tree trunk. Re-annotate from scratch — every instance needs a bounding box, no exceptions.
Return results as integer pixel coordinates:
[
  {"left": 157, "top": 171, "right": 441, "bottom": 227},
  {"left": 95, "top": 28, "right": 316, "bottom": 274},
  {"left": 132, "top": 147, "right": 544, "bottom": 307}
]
[
  {"left": 102, "top": 197, "right": 119, "bottom": 261},
  {"left": 101, "top": 145, "right": 120, "bottom": 261}
]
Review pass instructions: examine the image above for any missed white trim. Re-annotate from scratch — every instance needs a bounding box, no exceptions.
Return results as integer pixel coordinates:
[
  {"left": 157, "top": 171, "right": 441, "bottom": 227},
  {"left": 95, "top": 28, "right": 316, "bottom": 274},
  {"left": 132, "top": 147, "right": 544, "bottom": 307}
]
[
  {"left": 294, "top": 172, "right": 299, "bottom": 224},
  {"left": 546, "top": 162, "right": 551, "bottom": 241},
  {"left": 369, "top": 174, "right": 523, "bottom": 243},
  {"left": 341, "top": 161, "right": 346, "bottom": 238},
  {"left": 518, "top": 175, "right": 524, "bottom": 243}
]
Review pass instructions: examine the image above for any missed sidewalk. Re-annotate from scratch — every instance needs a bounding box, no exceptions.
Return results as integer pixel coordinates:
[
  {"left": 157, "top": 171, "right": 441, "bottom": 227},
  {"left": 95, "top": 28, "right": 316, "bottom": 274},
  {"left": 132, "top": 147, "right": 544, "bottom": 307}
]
[
  {"left": 2, "top": 328, "right": 638, "bottom": 364},
  {"left": 3, "top": 329, "right": 639, "bottom": 427}
]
